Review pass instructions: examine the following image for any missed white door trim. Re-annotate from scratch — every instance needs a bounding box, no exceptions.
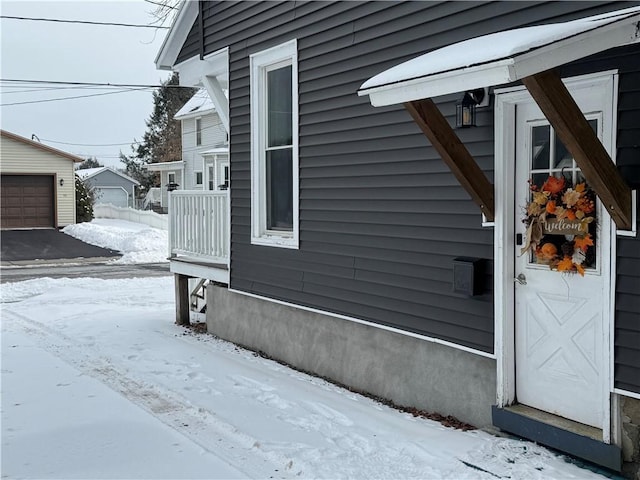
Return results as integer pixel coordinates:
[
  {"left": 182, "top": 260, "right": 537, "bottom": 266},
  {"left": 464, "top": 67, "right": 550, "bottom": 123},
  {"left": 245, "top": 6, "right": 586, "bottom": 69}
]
[{"left": 494, "top": 70, "right": 618, "bottom": 442}]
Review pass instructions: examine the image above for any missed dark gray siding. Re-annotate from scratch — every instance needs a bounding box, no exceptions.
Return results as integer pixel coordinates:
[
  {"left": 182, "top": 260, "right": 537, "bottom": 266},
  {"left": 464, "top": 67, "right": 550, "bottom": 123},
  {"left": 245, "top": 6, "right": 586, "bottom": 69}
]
[
  {"left": 557, "top": 45, "right": 640, "bottom": 394},
  {"left": 191, "top": 1, "right": 639, "bottom": 369},
  {"left": 613, "top": 51, "right": 640, "bottom": 395}
]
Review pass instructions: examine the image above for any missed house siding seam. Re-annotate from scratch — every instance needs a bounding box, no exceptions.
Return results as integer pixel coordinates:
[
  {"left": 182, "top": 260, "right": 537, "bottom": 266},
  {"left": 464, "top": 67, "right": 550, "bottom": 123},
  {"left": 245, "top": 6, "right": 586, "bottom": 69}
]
[{"left": 196, "top": 1, "right": 639, "bottom": 381}]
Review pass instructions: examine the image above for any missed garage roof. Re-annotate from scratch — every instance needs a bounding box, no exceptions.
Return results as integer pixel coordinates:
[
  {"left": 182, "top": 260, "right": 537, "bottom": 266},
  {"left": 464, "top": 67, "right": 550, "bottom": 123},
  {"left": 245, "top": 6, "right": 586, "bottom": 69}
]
[
  {"left": 1, "top": 130, "right": 84, "bottom": 163},
  {"left": 75, "top": 167, "right": 139, "bottom": 185},
  {"left": 358, "top": 6, "right": 640, "bottom": 106}
]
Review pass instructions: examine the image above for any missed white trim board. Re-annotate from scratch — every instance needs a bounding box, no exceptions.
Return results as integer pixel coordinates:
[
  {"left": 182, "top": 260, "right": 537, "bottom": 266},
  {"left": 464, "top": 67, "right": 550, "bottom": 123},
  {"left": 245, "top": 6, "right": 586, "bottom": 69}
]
[
  {"left": 494, "top": 71, "right": 618, "bottom": 443},
  {"left": 228, "top": 287, "right": 497, "bottom": 360}
]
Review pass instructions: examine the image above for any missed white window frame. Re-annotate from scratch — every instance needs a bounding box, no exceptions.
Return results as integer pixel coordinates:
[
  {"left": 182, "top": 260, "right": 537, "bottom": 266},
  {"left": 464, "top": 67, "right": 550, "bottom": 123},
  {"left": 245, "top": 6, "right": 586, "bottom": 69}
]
[
  {"left": 167, "top": 171, "right": 176, "bottom": 184},
  {"left": 250, "top": 39, "right": 299, "bottom": 249},
  {"left": 195, "top": 117, "right": 202, "bottom": 146},
  {"left": 194, "top": 170, "right": 203, "bottom": 186}
]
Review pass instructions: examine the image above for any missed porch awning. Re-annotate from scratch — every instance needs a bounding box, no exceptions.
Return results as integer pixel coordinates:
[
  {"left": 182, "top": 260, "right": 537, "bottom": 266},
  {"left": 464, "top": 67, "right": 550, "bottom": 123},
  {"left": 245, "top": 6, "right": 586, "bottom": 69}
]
[
  {"left": 200, "top": 148, "right": 229, "bottom": 156},
  {"left": 144, "top": 161, "right": 185, "bottom": 172},
  {"left": 358, "top": 6, "right": 640, "bottom": 106}
]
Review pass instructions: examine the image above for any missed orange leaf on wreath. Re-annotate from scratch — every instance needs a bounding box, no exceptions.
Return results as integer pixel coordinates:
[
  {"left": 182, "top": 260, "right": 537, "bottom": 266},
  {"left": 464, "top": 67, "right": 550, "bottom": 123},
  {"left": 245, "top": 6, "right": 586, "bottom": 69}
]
[
  {"left": 557, "top": 256, "right": 574, "bottom": 272},
  {"left": 542, "top": 176, "right": 565, "bottom": 194},
  {"left": 574, "top": 234, "right": 594, "bottom": 252},
  {"left": 576, "top": 264, "right": 586, "bottom": 276},
  {"left": 566, "top": 209, "right": 576, "bottom": 220},
  {"left": 575, "top": 183, "right": 586, "bottom": 193}
]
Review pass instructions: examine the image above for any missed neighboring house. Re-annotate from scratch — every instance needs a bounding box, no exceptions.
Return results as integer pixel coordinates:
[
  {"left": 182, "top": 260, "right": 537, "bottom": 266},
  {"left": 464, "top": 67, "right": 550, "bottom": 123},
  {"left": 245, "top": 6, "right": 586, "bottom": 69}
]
[
  {"left": 144, "top": 89, "right": 229, "bottom": 212},
  {"left": 174, "top": 89, "right": 229, "bottom": 192},
  {"left": 75, "top": 167, "right": 139, "bottom": 209},
  {"left": 156, "top": 2, "right": 640, "bottom": 472},
  {"left": 143, "top": 161, "right": 184, "bottom": 213},
  {"left": 0, "top": 130, "right": 81, "bottom": 229},
  {"left": 142, "top": 187, "right": 161, "bottom": 211}
]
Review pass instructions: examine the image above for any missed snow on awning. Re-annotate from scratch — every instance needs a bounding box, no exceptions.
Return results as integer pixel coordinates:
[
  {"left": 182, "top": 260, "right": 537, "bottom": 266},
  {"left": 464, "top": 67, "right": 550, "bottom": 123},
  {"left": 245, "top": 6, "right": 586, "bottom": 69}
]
[
  {"left": 144, "top": 161, "right": 185, "bottom": 172},
  {"left": 200, "top": 148, "right": 229, "bottom": 156},
  {"left": 358, "top": 6, "right": 640, "bottom": 106}
]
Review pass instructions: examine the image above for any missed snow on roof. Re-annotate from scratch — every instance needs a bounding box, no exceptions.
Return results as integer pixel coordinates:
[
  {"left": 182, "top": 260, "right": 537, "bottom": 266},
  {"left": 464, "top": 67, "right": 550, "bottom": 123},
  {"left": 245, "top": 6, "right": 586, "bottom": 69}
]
[
  {"left": 144, "top": 160, "right": 185, "bottom": 171},
  {"left": 76, "top": 166, "right": 139, "bottom": 185},
  {"left": 75, "top": 167, "right": 104, "bottom": 179},
  {"left": 200, "top": 147, "right": 228, "bottom": 156},
  {"left": 174, "top": 89, "right": 217, "bottom": 119},
  {"left": 359, "top": 6, "right": 640, "bottom": 106}
]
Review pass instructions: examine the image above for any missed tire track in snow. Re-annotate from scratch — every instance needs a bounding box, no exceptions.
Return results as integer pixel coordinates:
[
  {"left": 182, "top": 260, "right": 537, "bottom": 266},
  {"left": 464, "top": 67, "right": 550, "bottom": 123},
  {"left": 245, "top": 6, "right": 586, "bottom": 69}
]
[{"left": 3, "top": 309, "right": 300, "bottom": 479}]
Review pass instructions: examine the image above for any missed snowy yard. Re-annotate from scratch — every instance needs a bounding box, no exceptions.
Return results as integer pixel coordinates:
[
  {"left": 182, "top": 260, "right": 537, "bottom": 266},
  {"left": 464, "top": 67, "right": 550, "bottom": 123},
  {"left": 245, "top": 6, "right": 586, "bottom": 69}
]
[
  {"left": 63, "top": 218, "right": 169, "bottom": 265},
  {"left": 1, "top": 220, "right": 606, "bottom": 479}
]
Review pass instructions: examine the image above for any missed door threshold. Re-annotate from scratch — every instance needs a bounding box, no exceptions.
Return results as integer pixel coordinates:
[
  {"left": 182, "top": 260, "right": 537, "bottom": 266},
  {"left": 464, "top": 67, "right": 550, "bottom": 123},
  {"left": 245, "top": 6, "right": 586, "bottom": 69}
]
[{"left": 492, "top": 404, "right": 621, "bottom": 471}]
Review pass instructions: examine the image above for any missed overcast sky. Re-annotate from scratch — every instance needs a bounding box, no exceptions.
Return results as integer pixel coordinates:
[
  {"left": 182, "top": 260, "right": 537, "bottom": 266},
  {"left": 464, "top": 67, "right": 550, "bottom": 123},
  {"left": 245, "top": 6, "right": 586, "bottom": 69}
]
[{"left": 1, "top": 0, "right": 175, "bottom": 168}]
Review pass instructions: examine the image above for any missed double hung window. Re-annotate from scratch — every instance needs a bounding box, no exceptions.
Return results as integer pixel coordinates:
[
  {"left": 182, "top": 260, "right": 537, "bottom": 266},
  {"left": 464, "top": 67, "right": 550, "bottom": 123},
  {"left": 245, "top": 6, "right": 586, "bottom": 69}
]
[{"left": 250, "top": 40, "right": 299, "bottom": 248}]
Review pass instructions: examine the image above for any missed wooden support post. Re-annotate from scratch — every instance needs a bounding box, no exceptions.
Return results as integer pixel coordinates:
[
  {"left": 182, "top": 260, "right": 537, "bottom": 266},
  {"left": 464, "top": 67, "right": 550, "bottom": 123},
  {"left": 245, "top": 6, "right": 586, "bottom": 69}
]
[
  {"left": 522, "top": 70, "right": 632, "bottom": 230},
  {"left": 404, "top": 99, "right": 495, "bottom": 221},
  {"left": 175, "top": 273, "right": 190, "bottom": 326}
]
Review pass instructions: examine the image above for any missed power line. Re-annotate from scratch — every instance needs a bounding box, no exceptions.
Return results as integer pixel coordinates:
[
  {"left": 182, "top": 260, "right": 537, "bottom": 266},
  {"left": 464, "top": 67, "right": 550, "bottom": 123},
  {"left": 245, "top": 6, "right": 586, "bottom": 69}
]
[
  {"left": 41, "top": 138, "right": 143, "bottom": 147},
  {"left": 0, "top": 15, "right": 169, "bottom": 29},
  {"left": 1, "top": 87, "right": 152, "bottom": 106},
  {"left": 1, "top": 85, "right": 119, "bottom": 94},
  {"left": 1, "top": 78, "right": 191, "bottom": 89}
]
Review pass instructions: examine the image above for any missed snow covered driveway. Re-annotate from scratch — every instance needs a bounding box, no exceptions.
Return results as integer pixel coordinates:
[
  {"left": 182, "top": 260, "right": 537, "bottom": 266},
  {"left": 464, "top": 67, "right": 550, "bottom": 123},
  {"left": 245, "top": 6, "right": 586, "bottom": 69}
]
[{"left": 1, "top": 276, "right": 604, "bottom": 479}]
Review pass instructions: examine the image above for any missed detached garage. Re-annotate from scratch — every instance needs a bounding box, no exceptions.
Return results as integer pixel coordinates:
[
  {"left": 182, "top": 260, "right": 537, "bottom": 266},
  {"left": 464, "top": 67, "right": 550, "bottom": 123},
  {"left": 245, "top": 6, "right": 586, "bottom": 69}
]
[
  {"left": 1, "top": 130, "right": 81, "bottom": 229},
  {"left": 75, "top": 167, "right": 139, "bottom": 208}
]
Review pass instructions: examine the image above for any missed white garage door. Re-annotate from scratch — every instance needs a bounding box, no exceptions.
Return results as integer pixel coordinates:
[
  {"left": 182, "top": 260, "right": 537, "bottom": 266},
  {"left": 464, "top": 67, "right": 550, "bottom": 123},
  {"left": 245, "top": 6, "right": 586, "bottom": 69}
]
[{"left": 96, "top": 188, "right": 128, "bottom": 208}]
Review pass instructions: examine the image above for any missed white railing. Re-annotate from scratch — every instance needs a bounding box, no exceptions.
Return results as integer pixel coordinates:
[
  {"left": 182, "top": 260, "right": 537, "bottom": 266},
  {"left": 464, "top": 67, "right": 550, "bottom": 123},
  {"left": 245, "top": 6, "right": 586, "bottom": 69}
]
[
  {"left": 168, "top": 190, "right": 229, "bottom": 264},
  {"left": 94, "top": 203, "right": 168, "bottom": 230}
]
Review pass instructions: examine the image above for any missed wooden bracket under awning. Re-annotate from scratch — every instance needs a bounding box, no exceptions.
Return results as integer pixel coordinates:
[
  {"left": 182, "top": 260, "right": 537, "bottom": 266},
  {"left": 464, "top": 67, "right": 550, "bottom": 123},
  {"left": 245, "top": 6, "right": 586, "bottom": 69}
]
[
  {"left": 403, "top": 68, "right": 634, "bottom": 230},
  {"left": 522, "top": 69, "right": 633, "bottom": 231},
  {"left": 404, "top": 99, "right": 495, "bottom": 222},
  {"left": 359, "top": 6, "right": 639, "bottom": 231}
]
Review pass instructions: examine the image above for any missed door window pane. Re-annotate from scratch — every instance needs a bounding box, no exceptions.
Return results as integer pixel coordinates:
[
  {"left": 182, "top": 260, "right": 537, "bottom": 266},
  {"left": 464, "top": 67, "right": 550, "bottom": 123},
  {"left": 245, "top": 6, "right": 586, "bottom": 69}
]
[
  {"left": 208, "top": 166, "right": 214, "bottom": 190},
  {"left": 531, "top": 125, "right": 550, "bottom": 170},
  {"left": 266, "top": 148, "right": 293, "bottom": 230},
  {"left": 528, "top": 120, "right": 599, "bottom": 271}
]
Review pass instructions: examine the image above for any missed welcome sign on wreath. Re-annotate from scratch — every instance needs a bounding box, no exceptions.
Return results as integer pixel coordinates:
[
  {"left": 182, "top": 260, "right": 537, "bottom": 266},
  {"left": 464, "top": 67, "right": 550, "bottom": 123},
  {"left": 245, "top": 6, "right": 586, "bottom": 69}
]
[{"left": 521, "top": 174, "right": 596, "bottom": 276}]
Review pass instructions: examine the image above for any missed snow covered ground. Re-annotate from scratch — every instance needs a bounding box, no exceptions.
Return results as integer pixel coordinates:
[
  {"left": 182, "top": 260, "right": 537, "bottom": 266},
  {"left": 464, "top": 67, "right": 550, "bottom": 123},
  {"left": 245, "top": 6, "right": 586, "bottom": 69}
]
[
  {"left": 63, "top": 218, "right": 168, "bottom": 264},
  {"left": 1, "top": 220, "right": 607, "bottom": 479}
]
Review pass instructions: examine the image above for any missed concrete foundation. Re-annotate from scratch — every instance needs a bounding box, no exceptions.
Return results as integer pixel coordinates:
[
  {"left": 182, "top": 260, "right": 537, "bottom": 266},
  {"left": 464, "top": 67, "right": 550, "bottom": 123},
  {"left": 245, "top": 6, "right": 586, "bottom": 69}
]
[
  {"left": 206, "top": 284, "right": 496, "bottom": 428},
  {"left": 622, "top": 396, "right": 640, "bottom": 479}
]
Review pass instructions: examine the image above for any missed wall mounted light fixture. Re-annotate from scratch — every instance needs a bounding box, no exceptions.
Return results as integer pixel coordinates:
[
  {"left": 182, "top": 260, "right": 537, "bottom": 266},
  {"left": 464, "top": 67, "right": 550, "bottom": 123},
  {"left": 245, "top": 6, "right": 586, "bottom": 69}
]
[
  {"left": 456, "top": 88, "right": 487, "bottom": 128},
  {"left": 59, "top": 178, "right": 64, "bottom": 187}
]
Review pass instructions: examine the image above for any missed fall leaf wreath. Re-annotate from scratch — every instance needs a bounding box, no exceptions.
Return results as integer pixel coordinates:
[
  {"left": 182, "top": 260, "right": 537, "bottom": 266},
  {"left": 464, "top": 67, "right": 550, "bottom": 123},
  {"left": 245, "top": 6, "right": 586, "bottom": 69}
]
[{"left": 521, "top": 174, "right": 596, "bottom": 276}]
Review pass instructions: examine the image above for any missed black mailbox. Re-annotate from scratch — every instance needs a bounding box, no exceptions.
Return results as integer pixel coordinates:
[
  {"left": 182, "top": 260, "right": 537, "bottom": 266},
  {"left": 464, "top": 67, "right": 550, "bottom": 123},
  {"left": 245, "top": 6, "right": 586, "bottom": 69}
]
[{"left": 452, "top": 257, "right": 484, "bottom": 296}]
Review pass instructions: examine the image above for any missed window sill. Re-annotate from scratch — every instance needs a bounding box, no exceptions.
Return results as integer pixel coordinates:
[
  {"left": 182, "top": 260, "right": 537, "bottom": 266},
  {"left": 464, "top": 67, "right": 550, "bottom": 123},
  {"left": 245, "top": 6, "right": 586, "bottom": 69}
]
[{"left": 251, "top": 234, "right": 298, "bottom": 249}]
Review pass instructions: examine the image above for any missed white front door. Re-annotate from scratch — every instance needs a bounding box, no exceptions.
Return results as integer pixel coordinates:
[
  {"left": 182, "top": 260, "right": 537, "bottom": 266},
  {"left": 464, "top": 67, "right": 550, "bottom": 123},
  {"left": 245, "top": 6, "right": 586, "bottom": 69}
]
[{"left": 513, "top": 75, "right": 614, "bottom": 429}]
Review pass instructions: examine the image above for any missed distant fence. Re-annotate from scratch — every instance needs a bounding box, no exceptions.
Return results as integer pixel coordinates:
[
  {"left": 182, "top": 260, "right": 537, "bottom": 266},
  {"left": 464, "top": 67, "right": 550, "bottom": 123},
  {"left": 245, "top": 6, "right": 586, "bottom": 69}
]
[{"left": 94, "top": 204, "right": 168, "bottom": 230}]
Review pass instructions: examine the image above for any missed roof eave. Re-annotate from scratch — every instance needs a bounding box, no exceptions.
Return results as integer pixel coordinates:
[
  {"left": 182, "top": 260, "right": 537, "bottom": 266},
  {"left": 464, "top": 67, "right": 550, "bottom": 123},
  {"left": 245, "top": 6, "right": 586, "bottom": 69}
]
[
  {"left": 155, "top": 1, "right": 199, "bottom": 71},
  {"left": 174, "top": 106, "right": 216, "bottom": 120},
  {"left": 1, "top": 130, "right": 84, "bottom": 163}
]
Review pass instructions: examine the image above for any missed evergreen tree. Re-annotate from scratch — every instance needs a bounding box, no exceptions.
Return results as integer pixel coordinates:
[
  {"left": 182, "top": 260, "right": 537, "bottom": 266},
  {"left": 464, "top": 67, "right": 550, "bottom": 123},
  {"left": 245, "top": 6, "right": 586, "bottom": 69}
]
[
  {"left": 120, "top": 151, "right": 156, "bottom": 193},
  {"left": 75, "top": 175, "right": 96, "bottom": 223},
  {"left": 77, "top": 157, "right": 103, "bottom": 170},
  {"left": 121, "top": 72, "right": 195, "bottom": 191}
]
